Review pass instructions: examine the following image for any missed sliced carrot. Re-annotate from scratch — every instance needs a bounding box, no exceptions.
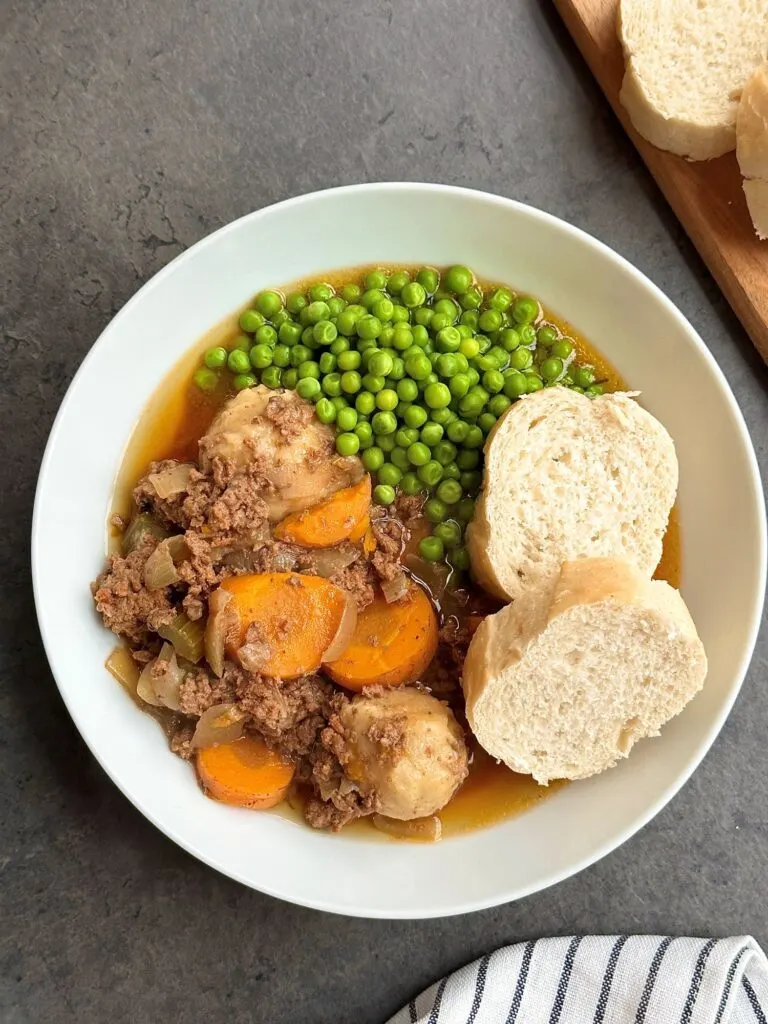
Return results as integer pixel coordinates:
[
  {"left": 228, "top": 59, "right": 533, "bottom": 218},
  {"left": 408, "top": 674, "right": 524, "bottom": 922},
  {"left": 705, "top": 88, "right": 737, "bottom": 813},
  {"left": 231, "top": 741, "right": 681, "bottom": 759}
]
[
  {"left": 197, "top": 734, "right": 295, "bottom": 809},
  {"left": 273, "top": 476, "right": 371, "bottom": 548},
  {"left": 349, "top": 512, "right": 370, "bottom": 543},
  {"left": 219, "top": 572, "right": 351, "bottom": 679},
  {"left": 325, "top": 581, "right": 438, "bottom": 691}
]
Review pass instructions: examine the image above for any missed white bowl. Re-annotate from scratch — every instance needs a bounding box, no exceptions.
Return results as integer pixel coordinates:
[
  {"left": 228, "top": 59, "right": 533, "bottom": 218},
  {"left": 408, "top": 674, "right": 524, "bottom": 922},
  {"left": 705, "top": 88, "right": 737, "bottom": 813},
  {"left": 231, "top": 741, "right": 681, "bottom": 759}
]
[{"left": 33, "top": 183, "right": 766, "bottom": 918}]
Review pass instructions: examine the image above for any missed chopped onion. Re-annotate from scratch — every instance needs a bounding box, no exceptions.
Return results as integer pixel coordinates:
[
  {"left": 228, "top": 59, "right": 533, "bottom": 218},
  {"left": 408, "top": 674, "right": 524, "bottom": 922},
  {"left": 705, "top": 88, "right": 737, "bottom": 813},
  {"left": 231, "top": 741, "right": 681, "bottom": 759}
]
[
  {"left": 204, "top": 589, "right": 237, "bottom": 678},
  {"left": 311, "top": 544, "right": 359, "bottom": 579},
  {"left": 148, "top": 462, "right": 193, "bottom": 499},
  {"left": 380, "top": 570, "right": 409, "bottom": 604},
  {"left": 238, "top": 640, "right": 271, "bottom": 674},
  {"left": 271, "top": 547, "right": 298, "bottom": 572},
  {"left": 105, "top": 646, "right": 140, "bottom": 699},
  {"left": 144, "top": 540, "right": 179, "bottom": 589},
  {"left": 191, "top": 703, "right": 246, "bottom": 750},
  {"left": 321, "top": 593, "right": 358, "bottom": 663},
  {"left": 372, "top": 814, "right": 442, "bottom": 843},
  {"left": 218, "top": 549, "right": 255, "bottom": 573},
  {"left": 137, "top": 642, "right": 184, "bottom": 710}
]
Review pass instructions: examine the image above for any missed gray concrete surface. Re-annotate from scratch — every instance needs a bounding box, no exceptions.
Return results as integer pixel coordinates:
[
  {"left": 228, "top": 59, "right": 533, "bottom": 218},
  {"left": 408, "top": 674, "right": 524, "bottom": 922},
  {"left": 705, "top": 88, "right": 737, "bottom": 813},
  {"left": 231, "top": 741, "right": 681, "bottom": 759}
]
[{"left": 2, "top": 1, "right": 767, "bottom": 1021}]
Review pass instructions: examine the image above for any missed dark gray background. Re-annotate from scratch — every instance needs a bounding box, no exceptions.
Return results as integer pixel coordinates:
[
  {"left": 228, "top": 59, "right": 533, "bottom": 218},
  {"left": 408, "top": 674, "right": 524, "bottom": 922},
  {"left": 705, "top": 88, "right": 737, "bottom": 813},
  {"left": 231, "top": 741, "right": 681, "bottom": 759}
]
[{"left": 2, "top": 1, "right": 767, "bottom": 1021}]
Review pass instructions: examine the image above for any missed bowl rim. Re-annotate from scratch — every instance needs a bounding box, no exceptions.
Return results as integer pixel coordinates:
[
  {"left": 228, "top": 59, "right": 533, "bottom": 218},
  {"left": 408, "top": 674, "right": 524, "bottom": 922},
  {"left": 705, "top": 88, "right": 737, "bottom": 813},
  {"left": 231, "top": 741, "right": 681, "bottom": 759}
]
[{"left": 32, "top": 182, "right": 767, "bottom": 917}]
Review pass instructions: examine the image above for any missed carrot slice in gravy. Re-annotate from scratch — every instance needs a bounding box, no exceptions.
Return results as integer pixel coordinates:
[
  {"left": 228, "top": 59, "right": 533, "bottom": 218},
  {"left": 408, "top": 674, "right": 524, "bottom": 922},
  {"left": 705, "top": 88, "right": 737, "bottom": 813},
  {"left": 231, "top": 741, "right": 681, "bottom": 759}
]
[
  {"left": 197, "top": 735, "right": 294, "bottom": 809},
  {"left": 325, "top": 581, "right": 438, "bottom": 691},
  {"left": 273, "top": 476, "right": 371, "bottom": 548},
  {"left": 220, "top": 572, "right": 351, "bottom": 679}
]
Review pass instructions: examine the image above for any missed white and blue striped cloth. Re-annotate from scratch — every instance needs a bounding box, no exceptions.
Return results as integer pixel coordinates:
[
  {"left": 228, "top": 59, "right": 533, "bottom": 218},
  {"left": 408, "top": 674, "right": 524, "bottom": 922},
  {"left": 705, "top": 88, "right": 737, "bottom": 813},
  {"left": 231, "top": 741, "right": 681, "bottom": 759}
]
[{"left": 389, "top": 936, "right": 768, "bottom": 1024}]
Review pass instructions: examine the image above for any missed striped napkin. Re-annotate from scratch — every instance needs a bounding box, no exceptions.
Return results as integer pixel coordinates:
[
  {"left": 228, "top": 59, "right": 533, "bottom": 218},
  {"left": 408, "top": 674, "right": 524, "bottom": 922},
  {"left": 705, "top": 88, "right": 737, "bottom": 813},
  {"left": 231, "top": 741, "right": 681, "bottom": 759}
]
[{"left": 388, "top": 936, "right": 768, "bottom": 1024}]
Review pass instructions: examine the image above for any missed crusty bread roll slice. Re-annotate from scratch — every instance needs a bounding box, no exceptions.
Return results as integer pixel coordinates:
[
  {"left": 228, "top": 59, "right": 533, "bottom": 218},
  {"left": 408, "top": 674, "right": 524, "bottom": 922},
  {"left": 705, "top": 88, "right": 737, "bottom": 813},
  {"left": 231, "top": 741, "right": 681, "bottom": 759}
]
[
  {"left": 463, "top": 558, "right": 708, "bottom": 784},
  {"left": 737, "top": 63, "right": 768, "bottom": 239},
  {"left": 466, "top": 389, "right": 677, "bottom": 602},
  {"left": 618, "top": 0, "right": 768, "bottom": 160}
]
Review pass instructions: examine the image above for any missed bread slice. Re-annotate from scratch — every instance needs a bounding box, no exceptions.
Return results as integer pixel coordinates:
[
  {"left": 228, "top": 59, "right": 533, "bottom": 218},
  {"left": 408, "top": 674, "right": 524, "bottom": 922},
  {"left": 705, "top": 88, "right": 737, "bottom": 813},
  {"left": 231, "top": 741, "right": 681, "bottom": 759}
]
[
  {"left": 462, "top": 558, "right": 708, "bottom": 784},
  {"left": 737, "top": 63, "right": 768, "bottom": 238},
  {"left": 618, "top": 0, "right": 768, "bottom": 160},
  {"left": 466, "top": 389, "right": 678, "bottom": 602}
]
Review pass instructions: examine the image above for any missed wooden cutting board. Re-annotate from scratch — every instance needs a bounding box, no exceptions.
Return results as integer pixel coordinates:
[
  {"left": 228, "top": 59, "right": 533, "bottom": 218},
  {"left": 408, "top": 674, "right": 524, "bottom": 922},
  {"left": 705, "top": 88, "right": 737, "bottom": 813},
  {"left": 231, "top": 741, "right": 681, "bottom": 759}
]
[{"left": 553, "top": 0, "right": 768, "bottom": 364}]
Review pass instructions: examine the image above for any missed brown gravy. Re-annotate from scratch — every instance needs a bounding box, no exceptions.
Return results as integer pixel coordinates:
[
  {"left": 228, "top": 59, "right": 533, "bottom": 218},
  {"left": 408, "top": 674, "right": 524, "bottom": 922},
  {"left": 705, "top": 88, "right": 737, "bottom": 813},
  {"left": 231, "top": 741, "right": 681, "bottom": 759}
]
[{"left": 110, "top": 266, "right": 681, "bottom": 837}]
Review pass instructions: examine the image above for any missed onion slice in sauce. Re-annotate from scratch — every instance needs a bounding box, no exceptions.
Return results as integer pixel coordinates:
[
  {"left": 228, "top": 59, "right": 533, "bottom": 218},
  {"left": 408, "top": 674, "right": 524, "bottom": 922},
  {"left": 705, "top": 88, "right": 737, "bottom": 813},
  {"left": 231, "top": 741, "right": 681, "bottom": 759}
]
[
  {"left": 137, "top": 642, "right": 184, "bottom": 710},
  {"left": 204, "top": 589, "right": 237, "bottom": 678},
  {"left": 148, "top": 462, "right": 193, "bottom": 499},
  {"left": 380, "top": 570, "right": 409, "bottom": 604},
  {"left": 191, "top": 703, "right": 246, "bottom": 750},
  {"left": 320, "top": 593, "right": 358, "bottom": 663},
  {"left": 311, "top": 544, "right": 359, "bottom": 580},
  {"left": 372, "top": 814, "right": 442, "bottom": 843}
]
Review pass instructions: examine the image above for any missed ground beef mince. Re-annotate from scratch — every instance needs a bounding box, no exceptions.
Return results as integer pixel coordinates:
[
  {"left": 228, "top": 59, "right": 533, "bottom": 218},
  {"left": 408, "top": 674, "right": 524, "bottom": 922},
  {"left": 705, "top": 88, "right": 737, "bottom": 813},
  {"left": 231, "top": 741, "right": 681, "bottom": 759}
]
[
  {"left": 170, "top": 721, "right": 195, "bottom": 760},
  {"left": 177, "top": 668, "right": 236, "bottom": 717},
  {"left": 92, "top": 536, "right": 177, "bottom": 644},
  {"left": 264, "top": 392, "right": 315, "bottom": 440},
  {"left": 330, "top": 555, "right": 377, "bottom": 611},
  {"left": 370, "top": 511, "right": 408, "bottom": 583}
]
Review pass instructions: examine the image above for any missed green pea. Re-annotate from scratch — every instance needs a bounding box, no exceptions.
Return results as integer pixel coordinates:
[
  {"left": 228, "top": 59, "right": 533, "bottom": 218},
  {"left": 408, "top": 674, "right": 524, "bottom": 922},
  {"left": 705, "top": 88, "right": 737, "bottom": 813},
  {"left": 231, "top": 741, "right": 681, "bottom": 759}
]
[
  {"left": 239, "top": 308, "right": 265, "bottom": 333},
  {"left": 279, "top": 320, "right": 303, "bottom": 347},
  {"left": 488, "top": 288, "right": 513, "bottom": 312},
  {"left": 329, "top": 338, "right": 350, "bottom": 357},
  {"left": 478, "top": 413, "right": 497, "bottom": 435},
  {"left": 488, "top": 346, "right": 510, "bottom": 369},
  {"left": 317, "top": 352, "right": 336, "bottom": 375},
  {"left": 369, "top": 483, "right": 393, "bottom": 507},
  {"left": 405, "top": 354, "right": 431, "bottom": 381},
  {"left": 572, "top": 365, "right": 596, "bottom": 388},
  {"left": 459, "top": 286, "right": 483, "bottom": 310},
  {"left": 282, "top": 368, "right": 299, "bottom": 389},
  {"left": 247, "top": 344, "right": 271, "bottom": 370},
  {"left": 328, "top": 296, "right": 346, "bottom": 317},
  {"left": 286, "top": 291, "right": 308, "bottom": 315},
  {"left": 489, "top": 394, "right": 511, "bottom": 417},
  {"left": 392, "top": 326, "right": 413, "bottom": 351},
  {"left": 503, "top": 370, "right": 528, "bottom": 398},
  {"left": 228, "top": 349, "right": 251, "bottom": 374},
  {"left": 416, "top": 267, "right": 440, "bottom": 295},
  {"left": 261, "top": 366, "right": 282, "bottom": 389},
  {"left": 541, "top": 356, "right": 564, "bottom": 382},
  {"left": 436, "top": 479, "right": 462, "bottom": 505},
  {"left": 362, "top": 446, "right": 384, "bottom": 472},
  {"left": 585, "top": 384, "right": 604, "bottom": 397},
  {"left": 457, "top": 325, "right": 473, "bottom": 340},
  {"left": 434, "top": 520, "right": 462, "bottom": 548},
  {"left": 435, "top": 326, "right": 461, "bottom": 353},
  {"left": 482, "top": 369, "right": 505, "bottom": 394},
  {"left": 377, "top": 463, "right": 402, "bottom": 488},
  {"left": 390, "top": 447, "right": 410, "bottom": 471},
  {"left": 271, "top": 344, "right": 290, "bottom": 368},
  {"left": 372, "top": 410, "right": 397, "bottom": 435},
  {"left": 456, "top": 449, "right": 479, "bottom": 471},
  {"left": 450, "top": 546, "right": 470, "bottom": 571},
  {"left": 360, "top": 269, "right": 385, "bottom": 291},
  {"left": 362, "top": 373, "right": 385, "bottom": 394},
  {"left": 253, "top": 324, "right": 275, "bottom": 347},
  {"left": 441, "top": 461, "right": 461, "bottom": 481},
  {"left": 512, "top": 297, "right": 539, "bottom": 324},
  {"left": 420, "top": 372, "right": 439, "bottom": 391},
  {"left": 296, "top": 377, "right": 321, "bottom": 401},
  {"left": 336, "top": 311, "right": 359, "bottom": 337},
  {"left": 356, "top": 422, "right": 375, "bottom": 449},
  {"left": 388, "top": 357, "right": 405, "bottom": 381},
  {"left": 459, "top": 392, "right": 485, "bottom": 417},
  {"left": 433, "top": 298, "right": 459, "bottom": 322},
  {"left": 423, "top": 499, "right": 447, "bottom": 526},
  {"left": 289, "top": 344, "right": 311, "bottom": 368},
  {"left": 463, "top": 425, "right": 484, "bottom": 449},
  {"left": 387, "top": 270, "right": 410, "bottom": 294},
  {"left": 447, "top": 420, "right": 470, "bottom": 444},
  {"left": 340, "top": 283, "right": 362, "bottom": 303},
  {"left": 400, "top": 472, "right": 423, "bottom": 496},
  {"left": 526, "top": 375, "right": 544, "bottom": 394},
  {"left": 392, "top": 378, "right": 415, "bottom": 403},
  {"left": 315, "top": 397, "right": 336, "bottom": 423},
  {"left": 322, "top": 373, "right": 342, "bottom": 397},
  {"left": 203, "top": 346, "right": 227, "bottom": 370},
  {"left": 335, "top": 350, "right": 360, "bottom": 372},
  {"left": 361, "top": 288, "right": 386, "bottom": 310},
  {"left": 335, "top": 407, "right": 357, "bottom": 431},
  {"left": 253, "top": 290, "right": 281, "bottom": 318},
  {"left": 401, "top": 281, "right": 427, "bottom": 309},
  {"left": 478, "top": 308, "right": 503, "bottom": 333},
  {"left": 296, "top": 360, "right": 319, "bottom": 380},
  {"left": 536, "top": 324, "right": 558, "bottom": 347},
  {"left": 312, "top": 320, "right": 337, "bottom": 345},
  {"left": 372, "top": 298, "right": 394, "bottom": 323},
  {"left": 340, "top": 370, "right": 362, "bottom": 394},
  {"left": 420, "top": 422, "right": 443, "bottom": 447},
  {"left": 227, "top": 372, "right": 252, "bottom": 391},
  {"left": 304, "top": 301, "right": 330, "bottom": 325},
  {"left": 375, "top": 388, "right": 398, "bottom": 411},
  {"left": 460, "top": 310, "right": 480, "bottom": 330},
  {"left": 419, "top": 536, "right": 444, "bottom": 562},
  {"left": 301, "top": 326, "right": 315, "bottom": 346},
  {"left": 496, "top": 328, "right": 519, "bottom": 352},
  {"left": 475, "top": 335, "right": 491, "bottom": 355},
  {"left": 432, "top": 441, "right": 457, "bottom": 466},
  {"left": 194, "top": 367, "right": 219, "bottom": 392},
  {"left": 380, "top": 329, "right": 395, "bottom": 350},
  {"left": 519, "top": 324, "right": 537, "bottom": 346},
  {"left": 446, "top": 374, "right": 468, "bottom": 400},
  {"left": 431, "top": 408, "right": 455, "bottom": 426},
  {"left": 413, "top": 308, "right": 433, "bottom": 330},
  {"left": 403, "top": 405, "right": 428, "bottom": 429},
  {"left": 406, "top": 442, "right": 430, "bottom": 467},
  {"left": 416, "top": 460, "right": 443, "bottom": 486},
  {"left": 466, "top": 368, "right": 481, "bottom": 387},
  {"left": 395, "top": 427, "right": 418, "bottom": 448},
  {"left": 368, "top": 351, "right": 394, "bottom": 377},
  {"left": 509, "top": 348, "right": 533, "bottom": 371},
  {"left": 350, "top": 392, "right": 372, "bottom": 417},
  {"left": 456, "top": 498, "right": 476, "bottom": 523},
  {"left": 412, "top": 324, "right": 430, "bottom": 346},
  {"left": 333, "top": 432, "right": 358, "bottom": 457},
  {"left": 423, "top": 382, "right": 451, "bottom": 409},
  {"left": 444, "top": 265, "right": 473, "bottom": 294},
  {"left": 551, "top": 339, "right": 574, "bottom": 360}
]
